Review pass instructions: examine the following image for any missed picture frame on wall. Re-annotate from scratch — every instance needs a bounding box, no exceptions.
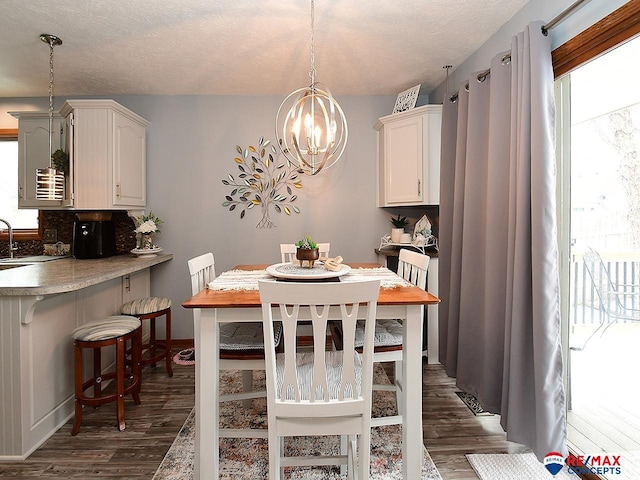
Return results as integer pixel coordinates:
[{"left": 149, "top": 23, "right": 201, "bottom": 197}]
[{"left": 392, "top": 84, "right": 421, "bottom": 113}]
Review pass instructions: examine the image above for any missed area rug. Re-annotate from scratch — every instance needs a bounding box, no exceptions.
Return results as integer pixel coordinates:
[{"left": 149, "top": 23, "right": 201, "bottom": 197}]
[
  {"left": 467, "top": 453, "right": 575, "bottom": 479},
  {"left": 154, "top": 365, "right": 442, "bottom": 479},
  {"left": 455, "top": 391, "right": 493, "bottom": 416}
]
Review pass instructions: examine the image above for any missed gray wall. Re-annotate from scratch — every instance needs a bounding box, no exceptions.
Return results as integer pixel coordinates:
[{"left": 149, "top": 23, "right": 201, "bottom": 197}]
[
  {"left": 428, "top": 0, "right": 630, "bottom": 103},
  {"left": 1, "top": 95, "right": 398, "bottom": 338}
]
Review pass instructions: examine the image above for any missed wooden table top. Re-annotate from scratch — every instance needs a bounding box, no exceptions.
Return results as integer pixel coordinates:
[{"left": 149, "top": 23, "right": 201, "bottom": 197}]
[{"left": 182, "top": 263, "right": 440, "bottom": 309}]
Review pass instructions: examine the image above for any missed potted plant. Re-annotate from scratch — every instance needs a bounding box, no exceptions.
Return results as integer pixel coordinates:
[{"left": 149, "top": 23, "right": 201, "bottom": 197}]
[
  {"left": 390, "top": 215, "right": 409, "bottom": 243},
  {"left": 295, "top": 235, "right": 319, "bottom": 268}
]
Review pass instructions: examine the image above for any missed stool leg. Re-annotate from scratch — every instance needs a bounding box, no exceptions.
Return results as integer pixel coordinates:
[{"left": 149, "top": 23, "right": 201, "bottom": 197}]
[
  {"left": 132, "top": 326, "right": 142, "bottom": 404},
  {"left": 165, "top": 309, "right": 173, "bottom": 377},
  {"left": 115, "top": 337, "right": 126, "bottom": 432},
  {"left": 72, "top": 341, "right": 83, "bottom": 436},
  {"left": 149, "top": 317, "right": 157, "bottom": 368},
  {"left": 93, "top": 345, "right": 102, "bottom": 400}
]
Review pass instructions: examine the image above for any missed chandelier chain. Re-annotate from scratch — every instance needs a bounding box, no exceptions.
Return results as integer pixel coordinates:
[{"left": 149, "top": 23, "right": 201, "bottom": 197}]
[{"left": 309, "top": 0, "right": 316, "bottom": 86}]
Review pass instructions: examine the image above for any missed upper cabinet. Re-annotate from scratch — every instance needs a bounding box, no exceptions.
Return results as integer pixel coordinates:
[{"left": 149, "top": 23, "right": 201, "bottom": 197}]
[
  {"left": 13, "top": 100, "right": 149, "bottom": 210},
  {"left": 11, "top": 111, "right": 68, "bottom": 208},
  {"left": 374, "top": 105, "right": 442, "bottom": 207},
  {"left": 60, "top": 100, "right": 150, "bottom": 209}
]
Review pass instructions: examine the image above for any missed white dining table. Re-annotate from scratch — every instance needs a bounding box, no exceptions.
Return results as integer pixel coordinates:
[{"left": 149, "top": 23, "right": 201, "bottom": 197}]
[{"left": 182, "top": 263, "right": 440, "bottom": 479}]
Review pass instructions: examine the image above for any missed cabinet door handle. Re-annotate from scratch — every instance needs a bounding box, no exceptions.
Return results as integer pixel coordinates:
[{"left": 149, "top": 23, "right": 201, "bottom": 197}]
[
  {"left": 18, "top": 186, "right": 23, "bottom": 199},
  {"left": 124, "top": 274, "right": 131, "bottom": 292},
  {"left": 116, "top": 183, "right": 121, "bottom": 198},
  {"left": 418, "top": 179, "right": 421, "bottom": 195}
]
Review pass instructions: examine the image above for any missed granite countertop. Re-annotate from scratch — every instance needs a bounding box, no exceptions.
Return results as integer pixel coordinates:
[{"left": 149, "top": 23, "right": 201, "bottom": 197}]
[{"left": 0, "top": 253, "right": 172, "bottom": 296}]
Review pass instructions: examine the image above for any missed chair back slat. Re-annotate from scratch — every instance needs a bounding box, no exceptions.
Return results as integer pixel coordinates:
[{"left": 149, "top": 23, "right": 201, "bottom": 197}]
[
  {"left": 259, "top": 280, "right": 379, "bottom": 412},
  {"left": 188, "top": 252, "right": 216, "bottom": 295},
  {"left": 397, "top": 249, "right": 429, "bottom": 289}
]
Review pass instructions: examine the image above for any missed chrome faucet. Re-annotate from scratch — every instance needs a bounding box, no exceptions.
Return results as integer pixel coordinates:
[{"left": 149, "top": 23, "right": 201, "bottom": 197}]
[{"left": 0, "top": 218, "right": 17, "bottom": 259}]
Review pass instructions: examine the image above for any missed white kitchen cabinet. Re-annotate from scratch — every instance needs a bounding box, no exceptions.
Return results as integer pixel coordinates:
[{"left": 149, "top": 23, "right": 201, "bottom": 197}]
[
  {"left": 60, "top": 99, "right": 149, "bottom": 209},
  {"left": 375, "top": 104, "right": 442, "bottom": 206},
  {"left": 10, "top": 111, "right": 69, "bottom": 208}
]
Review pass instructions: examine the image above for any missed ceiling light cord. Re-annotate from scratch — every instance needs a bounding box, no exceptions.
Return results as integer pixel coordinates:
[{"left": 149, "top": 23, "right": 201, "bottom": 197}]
[{"left": 47, "top": 36, "right": 55, "bottom": 161}]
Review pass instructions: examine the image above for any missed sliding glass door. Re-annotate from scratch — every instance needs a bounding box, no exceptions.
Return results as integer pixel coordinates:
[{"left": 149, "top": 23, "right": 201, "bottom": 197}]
[{"left": 558, "top": 34, "right": 640, "bottom": 473}]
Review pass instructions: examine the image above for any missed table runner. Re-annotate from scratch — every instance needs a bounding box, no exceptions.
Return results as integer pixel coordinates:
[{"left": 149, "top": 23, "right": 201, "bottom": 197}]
[{"left": 208, "top": 266, "right": 411, "bottom": 291}]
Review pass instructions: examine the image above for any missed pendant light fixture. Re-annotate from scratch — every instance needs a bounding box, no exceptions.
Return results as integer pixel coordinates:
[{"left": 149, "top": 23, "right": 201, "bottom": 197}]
[
  {"left": 275, "top": 0, "right": 347, "bottom": 176},
  {"left": 35, "top": 33, "right": 64, "bottom": 200}
]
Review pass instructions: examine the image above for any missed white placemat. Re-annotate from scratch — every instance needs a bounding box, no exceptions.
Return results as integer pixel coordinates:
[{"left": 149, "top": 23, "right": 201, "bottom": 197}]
[{"left": 208, "top": 267, "right": 411, "bottom": 291}]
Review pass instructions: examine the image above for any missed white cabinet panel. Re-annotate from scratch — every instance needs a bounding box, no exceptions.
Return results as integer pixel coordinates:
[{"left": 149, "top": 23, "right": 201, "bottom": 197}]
[
  {"left": 11, "top": 112, "right": 67, "bottom": 208},
  {"left": 61, "top": 99, "right": 149, "bottom": 210},
  {"left": 375, "top": 105, "right": 442, "bottom": 207}
]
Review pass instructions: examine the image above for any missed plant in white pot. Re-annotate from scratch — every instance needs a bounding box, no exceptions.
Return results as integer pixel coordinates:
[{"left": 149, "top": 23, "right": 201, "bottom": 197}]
[{"left": 390, "top": 215, "right": 409, "bottom": 243}]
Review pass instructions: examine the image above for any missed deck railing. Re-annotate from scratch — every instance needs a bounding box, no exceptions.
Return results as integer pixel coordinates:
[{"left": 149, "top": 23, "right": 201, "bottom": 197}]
[{"left": 571, "top": 254, "right": 640, "bottom": 326}]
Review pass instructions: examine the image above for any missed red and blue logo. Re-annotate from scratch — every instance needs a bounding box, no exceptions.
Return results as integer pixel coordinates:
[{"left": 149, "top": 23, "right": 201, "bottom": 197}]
[
  {"left": 544, "top": 452, "right": 565, "bottom": 476},
  {"left": 567, "top": 454, "right": 622, "bottom": 476},
  {"left": 544, "top": 452, "right": 624, "bottom": 476}
]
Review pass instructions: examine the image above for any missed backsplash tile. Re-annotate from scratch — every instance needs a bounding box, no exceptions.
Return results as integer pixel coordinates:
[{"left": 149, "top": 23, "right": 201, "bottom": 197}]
[{"left": 0, "top": 211, "right": 137, "bottom": 258}]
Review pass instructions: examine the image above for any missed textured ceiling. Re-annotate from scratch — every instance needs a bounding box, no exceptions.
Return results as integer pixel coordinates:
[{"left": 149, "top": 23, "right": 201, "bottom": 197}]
[{"left": 0, "top": 0, "right": 528, "bottom": 98}]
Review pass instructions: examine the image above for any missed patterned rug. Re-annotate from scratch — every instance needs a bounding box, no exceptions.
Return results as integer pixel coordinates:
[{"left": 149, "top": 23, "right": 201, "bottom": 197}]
[{"left": 154, "top": 365, "right": 442, "bottom": 479}]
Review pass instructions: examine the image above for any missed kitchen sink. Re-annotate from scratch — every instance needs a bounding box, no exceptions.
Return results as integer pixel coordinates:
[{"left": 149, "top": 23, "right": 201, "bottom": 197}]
[
  {"left": 0, "top": 263, "right": 30, "bottom": 270},
  {"left": 0, "top": 255, "right": 69, "bottom": 264}
]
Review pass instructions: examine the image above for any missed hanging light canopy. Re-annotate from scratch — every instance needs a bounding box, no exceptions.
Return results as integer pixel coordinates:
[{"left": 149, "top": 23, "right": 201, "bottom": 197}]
[
  {"left": 275, "top": 0, "right": 347, "bottom": 176},
  {"left": 35, "top": 33, "right": 64, "bottom": 200}
]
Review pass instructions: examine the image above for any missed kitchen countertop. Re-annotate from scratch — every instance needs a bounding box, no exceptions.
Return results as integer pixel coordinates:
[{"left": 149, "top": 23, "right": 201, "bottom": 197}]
[{"left": 0, "top": 253, "right": 172, "bottom": 296}]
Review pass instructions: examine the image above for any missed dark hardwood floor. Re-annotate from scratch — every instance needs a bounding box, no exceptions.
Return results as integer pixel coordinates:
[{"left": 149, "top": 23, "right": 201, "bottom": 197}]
[
  {"left": 421, "top": 363, "right": 530, "bottom": 479},
  {"left": 0, "top": 360, "right": 528, "bottom": 479}
]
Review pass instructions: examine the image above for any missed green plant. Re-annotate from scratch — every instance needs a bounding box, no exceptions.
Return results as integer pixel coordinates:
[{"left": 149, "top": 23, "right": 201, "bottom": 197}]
[
  {"left": 391, "top": 215, "right": 409, "bottom": 228},
  {"left": 295, "top": 235, "right": 317, "bottom": 250},
  {"left": 51, "top": 149, "right": 69, "bottom": 174}
]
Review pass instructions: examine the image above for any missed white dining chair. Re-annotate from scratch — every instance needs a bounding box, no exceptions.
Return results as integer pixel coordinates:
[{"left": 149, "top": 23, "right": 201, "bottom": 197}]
[
  {"left": 280, "top": 242, "right": 331, "bottom": 263},
  {"left": 259, "top": 279, "right": 380, "bottom": 480},
  {"left": 188, "top": 252, "right": 281, "bottom": 431},
  {"left": 331, "top": 248, "right": 429, "bottom": 426}
]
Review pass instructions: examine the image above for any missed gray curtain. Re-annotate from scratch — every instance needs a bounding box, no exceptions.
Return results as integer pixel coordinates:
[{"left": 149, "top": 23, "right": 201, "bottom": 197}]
[{"left": 439, "top": 21, "right": 567, "bottom": 460}]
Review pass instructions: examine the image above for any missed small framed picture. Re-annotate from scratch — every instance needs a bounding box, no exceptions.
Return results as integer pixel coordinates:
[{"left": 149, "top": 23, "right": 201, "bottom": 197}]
[{"left": 392, "top": 84, "right": 421, "bottom": 113}]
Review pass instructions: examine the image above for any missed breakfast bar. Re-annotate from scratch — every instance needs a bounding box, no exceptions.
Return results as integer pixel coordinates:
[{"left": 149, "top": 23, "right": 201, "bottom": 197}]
[{"left": 0, "top": 253, "right": 172, "bottom": 460}]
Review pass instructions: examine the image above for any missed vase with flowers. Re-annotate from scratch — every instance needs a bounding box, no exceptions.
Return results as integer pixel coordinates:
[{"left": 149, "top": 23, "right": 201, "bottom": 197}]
[{"left": 134, "top": 211, "right": 163, "bottom": 251}]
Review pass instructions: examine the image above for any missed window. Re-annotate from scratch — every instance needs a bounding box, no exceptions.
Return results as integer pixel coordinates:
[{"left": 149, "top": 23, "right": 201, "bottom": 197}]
[{"left": 0, "top": 128, "right": 42, "bottom": 241}]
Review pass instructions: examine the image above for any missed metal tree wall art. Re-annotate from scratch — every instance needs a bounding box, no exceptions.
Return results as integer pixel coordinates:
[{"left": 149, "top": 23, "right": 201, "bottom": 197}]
[{"left": 221, "top": 137, "right": 303, "bottom": 228}]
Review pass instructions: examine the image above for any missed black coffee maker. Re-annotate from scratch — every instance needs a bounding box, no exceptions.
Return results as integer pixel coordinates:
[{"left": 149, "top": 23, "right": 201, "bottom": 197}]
[{"left": 73, "top": 220, "right": 116, "bottom": 258}]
